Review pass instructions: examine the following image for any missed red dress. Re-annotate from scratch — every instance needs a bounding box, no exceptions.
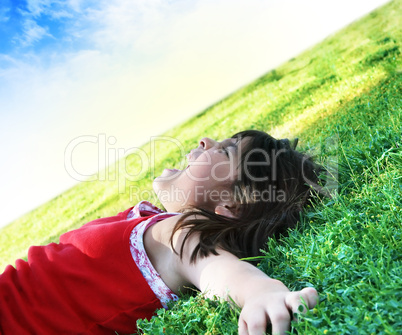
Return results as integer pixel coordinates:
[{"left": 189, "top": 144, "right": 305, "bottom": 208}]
[{"left": 0, "top": 206, "right": 169, "bottom": 334}]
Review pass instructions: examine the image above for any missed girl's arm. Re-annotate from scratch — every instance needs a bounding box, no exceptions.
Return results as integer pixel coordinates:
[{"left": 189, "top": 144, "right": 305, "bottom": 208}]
[
  {"left": 146, "top": 215, "right": 318, "bottom": 334},
  {"left": 178, "top": 244, "right": 318, "bottom": 335}
]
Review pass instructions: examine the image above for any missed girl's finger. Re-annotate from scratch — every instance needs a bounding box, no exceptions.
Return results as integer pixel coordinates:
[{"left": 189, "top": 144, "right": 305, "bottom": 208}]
[
  {"left": 286, "top": 287, "right": 319, "bottom": 316},
  {"left": 239, "top": 308, "right": 269, "bottom": 335},
  {"left": 269, "top": 306, "right": 291, "bottom": 335},
  {"left": 238, "top": 317, "right": 248, "bottom": 335}
]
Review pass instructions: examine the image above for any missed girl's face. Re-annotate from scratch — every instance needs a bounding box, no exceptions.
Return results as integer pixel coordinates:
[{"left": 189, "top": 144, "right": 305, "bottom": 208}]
[{"left": 153, "top": 136, "right": 247, "bottom": 213}]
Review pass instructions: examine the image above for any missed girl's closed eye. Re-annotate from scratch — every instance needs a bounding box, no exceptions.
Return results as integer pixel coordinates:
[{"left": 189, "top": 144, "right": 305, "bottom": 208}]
[{"left": 214, "top": 146, "right": 229, "bottom": 156}]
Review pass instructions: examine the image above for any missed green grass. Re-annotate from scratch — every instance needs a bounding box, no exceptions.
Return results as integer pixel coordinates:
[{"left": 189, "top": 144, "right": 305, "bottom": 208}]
[{"left": 1, "top": 0, "right": 401, "bottom": 334}]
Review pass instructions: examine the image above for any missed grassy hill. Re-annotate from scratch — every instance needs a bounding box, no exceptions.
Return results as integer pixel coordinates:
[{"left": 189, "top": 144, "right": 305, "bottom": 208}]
[{"left": 1, "top": 0, "right": 401, "bottom": 333}]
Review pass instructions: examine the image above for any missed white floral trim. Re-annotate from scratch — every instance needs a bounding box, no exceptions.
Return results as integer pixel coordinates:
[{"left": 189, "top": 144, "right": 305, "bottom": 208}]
[
  {"left": 128, "top": 202, "right": 179, "bottom": 308},
  {"left": 127, "top": 200, "right": 165, "bottom": 220}
]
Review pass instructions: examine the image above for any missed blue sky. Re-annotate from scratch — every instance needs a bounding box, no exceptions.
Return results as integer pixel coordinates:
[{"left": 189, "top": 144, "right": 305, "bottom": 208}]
[
  {"left": 0, "top": 0, "right": 390, "bottom": 227},
  {"left": 0, "top": 0, "right": 83, "bottom": 53}
]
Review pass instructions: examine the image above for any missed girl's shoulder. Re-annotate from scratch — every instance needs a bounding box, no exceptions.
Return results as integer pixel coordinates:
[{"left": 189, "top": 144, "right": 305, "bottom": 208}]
[{"left": 143, "top": 213, "right": 197, "bottom": 293}]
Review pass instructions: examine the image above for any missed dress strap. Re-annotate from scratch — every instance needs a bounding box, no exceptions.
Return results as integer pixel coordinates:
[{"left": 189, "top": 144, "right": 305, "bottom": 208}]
[{"left": 129, "top": 213, "right": 179, "bottom": 308}]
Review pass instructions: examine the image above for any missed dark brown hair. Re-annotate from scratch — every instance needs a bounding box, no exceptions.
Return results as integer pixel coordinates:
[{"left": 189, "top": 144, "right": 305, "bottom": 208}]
[{"left": 170, "top": 130, "right": 324, "bottom": 263}]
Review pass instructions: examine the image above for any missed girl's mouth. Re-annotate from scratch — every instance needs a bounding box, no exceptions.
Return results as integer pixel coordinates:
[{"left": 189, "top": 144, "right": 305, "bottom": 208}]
[
  {"left": 164, "top": 164, "right": 189, "bottom": 174},
  {"left": 165, "top": 168, "right": 181, "bottom": 173}
]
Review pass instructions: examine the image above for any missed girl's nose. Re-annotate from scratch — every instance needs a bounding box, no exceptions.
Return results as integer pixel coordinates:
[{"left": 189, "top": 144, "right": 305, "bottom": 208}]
[{"left": 199, "top": 137, "right": 217, "bottom": 150}]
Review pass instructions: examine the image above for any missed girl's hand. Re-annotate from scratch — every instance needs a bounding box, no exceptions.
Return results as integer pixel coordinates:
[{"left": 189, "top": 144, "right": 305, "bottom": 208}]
[
  {"left": 176, "top": 240, "right": 318, "bottom": 335},
  {"left": 238, "top": 285, "right": 318, "bottom": 335}
]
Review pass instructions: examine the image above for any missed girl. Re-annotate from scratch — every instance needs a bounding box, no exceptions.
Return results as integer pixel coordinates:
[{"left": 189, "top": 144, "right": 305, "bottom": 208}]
[{"left": 0, "top": 130, "right": 322, "bottom": 335}]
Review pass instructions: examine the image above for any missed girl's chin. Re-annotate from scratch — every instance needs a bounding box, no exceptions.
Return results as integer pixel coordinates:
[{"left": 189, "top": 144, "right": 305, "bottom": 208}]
[{"left": 156, "top": 168, "right": 183, "bottom": 179}]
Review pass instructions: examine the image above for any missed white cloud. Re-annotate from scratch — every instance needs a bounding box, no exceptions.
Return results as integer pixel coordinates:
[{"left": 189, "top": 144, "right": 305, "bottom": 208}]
[
  {"left": 65, "top": 0, "right": 85, "bottom": 12},
  {"left": 0, "top": 5, "right": 10, "bottom": 22},
  {"left": 15, "top": 0, "right": 80, "bottom": 46},
  {"left": 16, "top": 18, "right": 52, "bottom": 46},
  {"left": 25, "top": 0, "right": 77, "bottom": 18},
  {"left": 10, "top": 0, "right": 85, "bottom": 49},
  {"left": 80, "top": 0, "right": 171, "bottom": 50},
  {"left": 25, "top": 0, "right": 52, "bottom": 16}
]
